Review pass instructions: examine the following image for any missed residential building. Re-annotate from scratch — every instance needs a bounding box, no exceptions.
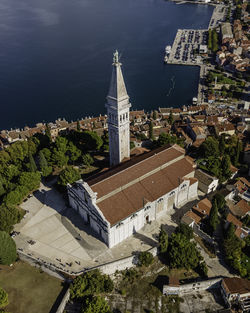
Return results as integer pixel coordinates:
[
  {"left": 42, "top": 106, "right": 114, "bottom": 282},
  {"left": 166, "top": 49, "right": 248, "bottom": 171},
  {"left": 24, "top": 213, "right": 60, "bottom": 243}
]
[
  {"left": 221, "top": 277, "right": 250, "bottom": 312},
  {"left": 194, "top": 169, "right": 219, "bottom": 194}
]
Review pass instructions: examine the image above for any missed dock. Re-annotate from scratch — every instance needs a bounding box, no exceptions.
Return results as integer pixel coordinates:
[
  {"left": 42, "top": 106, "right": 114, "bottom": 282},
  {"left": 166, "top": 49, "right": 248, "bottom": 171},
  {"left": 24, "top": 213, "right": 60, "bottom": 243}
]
[{"left": 166, "top": 29, "right": 208, "bottom": 66}]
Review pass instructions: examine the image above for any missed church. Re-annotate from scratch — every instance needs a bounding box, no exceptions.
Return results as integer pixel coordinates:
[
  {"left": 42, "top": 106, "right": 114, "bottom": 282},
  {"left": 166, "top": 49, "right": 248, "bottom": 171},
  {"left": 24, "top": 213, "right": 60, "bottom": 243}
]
[{"left": 67, "top": 51, "right": 198, "bottom": 248}]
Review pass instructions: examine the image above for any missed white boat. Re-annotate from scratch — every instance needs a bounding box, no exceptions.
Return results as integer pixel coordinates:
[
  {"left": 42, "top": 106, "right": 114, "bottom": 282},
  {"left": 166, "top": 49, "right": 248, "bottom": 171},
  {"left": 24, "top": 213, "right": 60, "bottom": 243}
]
[
  {"left": 165, "top": 45, "right": 172, "bottom": 55},
  {"left": 164, "top": 45, "right": 171, "bottom": 63}
]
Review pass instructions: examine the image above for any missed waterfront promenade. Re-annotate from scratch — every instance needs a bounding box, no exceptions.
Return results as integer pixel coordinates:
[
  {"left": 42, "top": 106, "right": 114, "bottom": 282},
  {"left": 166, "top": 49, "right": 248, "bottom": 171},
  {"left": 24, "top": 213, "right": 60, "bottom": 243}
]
[{"left": 164, "top": 3, "right": 227, "bottom": 104}]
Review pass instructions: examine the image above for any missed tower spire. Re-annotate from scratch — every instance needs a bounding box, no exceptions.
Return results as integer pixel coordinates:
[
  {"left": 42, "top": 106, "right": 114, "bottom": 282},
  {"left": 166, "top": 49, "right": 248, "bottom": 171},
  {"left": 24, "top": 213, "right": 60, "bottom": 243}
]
[{"left": 105, "top": 51, "right": 131, "bottom": 166}]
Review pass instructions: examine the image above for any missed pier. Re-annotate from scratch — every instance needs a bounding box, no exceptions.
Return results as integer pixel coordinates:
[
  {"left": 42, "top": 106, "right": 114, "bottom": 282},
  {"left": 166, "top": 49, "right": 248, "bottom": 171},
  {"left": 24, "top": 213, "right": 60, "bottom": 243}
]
[
  {"left": 167, "top": 29, "right": 208, "bottom": 66},
  {"left": 163, "top": 3, "right": 227, "bottom": 104}
]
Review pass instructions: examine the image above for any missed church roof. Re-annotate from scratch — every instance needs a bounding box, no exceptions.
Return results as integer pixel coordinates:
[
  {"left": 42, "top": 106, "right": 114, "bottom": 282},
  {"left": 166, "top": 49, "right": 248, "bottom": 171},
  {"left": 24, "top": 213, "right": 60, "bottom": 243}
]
[
  {"left": 87, "top": 144, "right": 195, "bottom": 226},
  {"left": 97, "top": 156, "right": 194, "bottom": 225},
  {"left": 88, "top": 144, "right": 184, "bottom": 198}
]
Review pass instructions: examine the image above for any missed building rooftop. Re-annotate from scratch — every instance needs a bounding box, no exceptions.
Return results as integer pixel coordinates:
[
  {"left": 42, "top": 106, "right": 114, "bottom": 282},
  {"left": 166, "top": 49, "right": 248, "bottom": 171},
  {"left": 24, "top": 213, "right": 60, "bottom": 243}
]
[
  {"left": 222, "top": 277, "right": 250, "bottom": 295},
  {"left": 85, "top": 144, "right": 195, "bottom": 226}
]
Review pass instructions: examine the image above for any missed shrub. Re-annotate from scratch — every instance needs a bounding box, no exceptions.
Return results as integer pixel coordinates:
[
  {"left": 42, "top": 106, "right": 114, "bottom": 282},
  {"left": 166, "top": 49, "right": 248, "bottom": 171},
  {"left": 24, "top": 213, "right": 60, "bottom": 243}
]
[
  {"left": 0, "top": 286, "right": 8, "bottom": 308},
  {"left": 81, "top": 295, "right": 111, "bottom": 313},
  {"left": 138, "top": 251, "right": 154, "bottom": 267},
  {"left": 58, "top": 166, "right": 81, "bottom": 186},
  {"left": 70, "top": 269, "right": 113, "bottom": 299}
]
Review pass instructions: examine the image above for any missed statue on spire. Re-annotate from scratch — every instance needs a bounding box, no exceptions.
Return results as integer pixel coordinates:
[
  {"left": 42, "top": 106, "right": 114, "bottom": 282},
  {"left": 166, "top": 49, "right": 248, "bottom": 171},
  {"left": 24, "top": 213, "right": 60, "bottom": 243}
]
[{"left": 113, "top": 50, "right": 119, "bottom": 64}]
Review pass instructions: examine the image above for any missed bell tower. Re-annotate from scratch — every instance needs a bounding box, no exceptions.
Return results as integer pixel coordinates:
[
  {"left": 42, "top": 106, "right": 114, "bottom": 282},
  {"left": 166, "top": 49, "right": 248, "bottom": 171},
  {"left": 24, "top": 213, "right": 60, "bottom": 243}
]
[{"left": 105, "top": 51, "right": 131, "bottom": 167}]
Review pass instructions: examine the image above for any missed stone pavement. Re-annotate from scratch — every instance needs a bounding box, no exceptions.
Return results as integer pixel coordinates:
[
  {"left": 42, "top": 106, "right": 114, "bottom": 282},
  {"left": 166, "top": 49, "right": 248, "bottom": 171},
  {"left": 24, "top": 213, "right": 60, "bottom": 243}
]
[
  {"left": 14, "top": 182, "right": 234, "bottom": 278},
  {"left": 195, "top": 239, "right": 234, "bottom": 278},
  {"left": 14, "top": 183, "right": 177, "bottom": 274},
  {"left": 180, "top": 290, "right": 225, "bottom": 313}
]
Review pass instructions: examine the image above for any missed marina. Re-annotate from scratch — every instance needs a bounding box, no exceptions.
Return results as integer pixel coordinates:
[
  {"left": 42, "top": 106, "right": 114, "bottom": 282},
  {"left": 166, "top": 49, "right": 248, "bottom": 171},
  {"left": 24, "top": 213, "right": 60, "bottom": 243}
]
[
  {"left": 165, "top": 29, "right": 208, "bottom": 66},
  {"left": 164, "top": 3, "right": 226, "bottom": 65}
]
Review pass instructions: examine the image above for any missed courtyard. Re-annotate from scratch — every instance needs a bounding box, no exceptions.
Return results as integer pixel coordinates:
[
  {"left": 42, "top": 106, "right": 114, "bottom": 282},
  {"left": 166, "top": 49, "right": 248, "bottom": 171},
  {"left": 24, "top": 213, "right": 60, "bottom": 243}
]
[{"left": 14, "top": 182, "right": 178, "bottom": 275}]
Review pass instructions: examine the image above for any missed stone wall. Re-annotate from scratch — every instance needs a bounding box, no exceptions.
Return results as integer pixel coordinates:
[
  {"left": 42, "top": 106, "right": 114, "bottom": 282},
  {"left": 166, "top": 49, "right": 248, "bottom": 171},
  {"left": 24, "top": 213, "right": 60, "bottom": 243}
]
[
  {"left": 56, "top": 288, "right": 70, "bottom": 313},
  {"left": 163, "top": 277, "right": 221, "bottom": 295},
  {"left": 95, "top": 246, "right": 158, "bottom": 275}
]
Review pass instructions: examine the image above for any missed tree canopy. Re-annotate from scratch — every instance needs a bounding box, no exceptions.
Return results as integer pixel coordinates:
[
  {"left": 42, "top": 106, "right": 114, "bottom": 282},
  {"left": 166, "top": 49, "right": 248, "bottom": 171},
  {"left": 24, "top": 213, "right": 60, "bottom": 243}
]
[
  {"left": 159, "top": 227, "right": 168, "bottom": 253},
  {"left": 58, "top": 167, "right": 81, "bottom": 186},
  {"left": 70, "top": 269, "right": 113, "bottom": 300},
  {"left": 138, "top": 251, "right": 154, "bottom": 267},
  {"left": 168, "top": 233, "right": 202, "bottom": 270},
  {"left": 0, "top": 286, "right": 8, "bottom": 308},
  {"left": 81, "top": 296, "right": 111, "bottom": 313},
  {"left": 0, "top": 231, "right": 16, "bottom": 265},
  {"left": 175, "top": 223, "right": 193, "bottom": 240}
]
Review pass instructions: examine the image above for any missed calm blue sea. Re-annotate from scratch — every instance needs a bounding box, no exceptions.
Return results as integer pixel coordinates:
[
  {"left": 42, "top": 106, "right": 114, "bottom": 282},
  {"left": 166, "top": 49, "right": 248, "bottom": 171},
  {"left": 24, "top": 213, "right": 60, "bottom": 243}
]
[{"left": 0, "top": 0, "right": 213, "bottom": 129}]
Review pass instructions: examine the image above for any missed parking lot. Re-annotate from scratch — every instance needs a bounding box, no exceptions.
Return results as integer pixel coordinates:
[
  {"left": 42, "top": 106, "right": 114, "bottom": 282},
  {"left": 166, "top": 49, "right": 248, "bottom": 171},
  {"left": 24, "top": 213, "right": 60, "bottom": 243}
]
[
  {"left": 168, "top": 29, "right": 208, "bottom": 65},
  {"left": 209, "top": 4, "right": 227, "bottom": 29}
]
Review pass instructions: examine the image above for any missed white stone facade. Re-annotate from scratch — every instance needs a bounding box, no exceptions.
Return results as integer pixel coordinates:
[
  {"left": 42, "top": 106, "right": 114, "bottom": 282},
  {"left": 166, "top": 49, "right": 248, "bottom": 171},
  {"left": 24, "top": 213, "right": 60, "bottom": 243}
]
[
  {"left": 68, "top": 176, "right": 197, "bottom": 248},
  {"left": 105, "top": 51, "right": 131, "bottom": 166}
]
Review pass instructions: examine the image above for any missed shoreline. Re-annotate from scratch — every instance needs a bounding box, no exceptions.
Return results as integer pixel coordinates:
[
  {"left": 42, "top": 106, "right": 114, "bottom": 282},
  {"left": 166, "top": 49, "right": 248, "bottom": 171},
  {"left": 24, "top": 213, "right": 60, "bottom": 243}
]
[
  {"left": 171, "top": 0, "right": 217, "bottom": 6},
  {"left": 164, "top": 2, "right": 227, "bottom": 104}
]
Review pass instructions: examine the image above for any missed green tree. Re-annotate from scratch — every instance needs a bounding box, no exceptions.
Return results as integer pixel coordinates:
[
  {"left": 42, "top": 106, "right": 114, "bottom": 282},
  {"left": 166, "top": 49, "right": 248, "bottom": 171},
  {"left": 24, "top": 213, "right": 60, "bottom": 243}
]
[
  {"left": 0, "top": 287, "right": 8, "bottom": 308},
  {"left": 82, "top": 296, "right": 111, "bottom": 313},
  {"left": 219, "top": 135, "right": 226, "bottom": 156},
  {"left": 159, "top": 227, "right": 168, "bottom": 253},
  {"left": 39, "top": 151, "right": 52, "bottom": 177},
  {"left": 51, "top": 150, "right": 69, "bottom": 168},
  {"left": 67, "top": 142, "right": 81, "bottom": 163},
  {"left": 208, "top": 200, "right": 219, "bottom": 233},
  {"left": 19, "top": 172, "right": 41, "bottom": 191},
  {"left": 157, "top": 133, "right": 177, "bottom": 147},
  {"left": 212, "top": 30, "right": 218, "bottom": 52},
  {"left": 168, "top": 233, "right": 202, "bottom": 270},
  {"left": 28, "top": 137, "right": 39, "bottom": 155},
  {"left": 213, "top": 193, "right": 226, "bottom": 213},
  {"left": 41, "top": 148, "right": 51, "bottom": 162},
  {"left": 70, "top": 270, "right": 113, "bottom": 299},
  {"left": 0, "top": 205, "right": 21, "bottom": 233},
  {"left": 7, "top": 141, "right": 28, "bottom": 163},
  {"left": 77, "top": 120, "right": 81, "bottom": 132},
  {"left": 58, "top": 167, "right": 81, "bottom": 186},
  {"left": 55, "top": 136, "right": 68, "bottom": 153},
  {"left": 199, "top": 137, "right": 220, "bottom": 158},
  {"left": 101, "top": 131, "right": 109, "bottom": 151},
  {"left": 234, "top": 139, "right": 242, "bottom": 165},
  {"left": 225, "top": 222, "right": 236, "bottom": 240},
  {"left": 27, "top": 153, "right": 37, "bottom": 172},
  {"left": 149, "top": 121, "right": 154, "bottom": 140},
  {"left": 0, "top": 178, "right": 5, "bottom": 197},
  {"left": 197, "top": 261, "right": 208, "bottom": 277},
  {"left": 168, "top": 112, "right": 174, "bottom": 125},
  {"left": 138, "top": 251, "right": 154, "bottom": 267},
  {"left": 221, "top": 155, "right": 232, "bottom": 182},
  {"left": 82, "top": 154, "right": 94, "bottom": 167},
  {"left": 5, "top": 185, "right": 29, "bottom": 207},
  {"left": 175, "top": 223, "right": 193, "bottom": 240},
  {"left": 208, "top": 29, "right": 212, "bottom": 50},
  {"left": 0, "top": 231, "right": 16, "bottom": 265},
  {"left": 4, "top": 165, "right": 20, "bottom": 181},
  {"left": 45, "top": 123, "right": 52, "bottom": 143},
  {"left": 80, "top": 131, "right": 103, "bottom": 151}
]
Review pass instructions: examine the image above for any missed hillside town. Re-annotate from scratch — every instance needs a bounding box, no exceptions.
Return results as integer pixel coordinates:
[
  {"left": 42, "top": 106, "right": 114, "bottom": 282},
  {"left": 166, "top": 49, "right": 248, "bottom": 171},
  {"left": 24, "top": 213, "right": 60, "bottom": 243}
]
[{"left": 0, "top": 0, "right": 249, "bottom": 313}]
